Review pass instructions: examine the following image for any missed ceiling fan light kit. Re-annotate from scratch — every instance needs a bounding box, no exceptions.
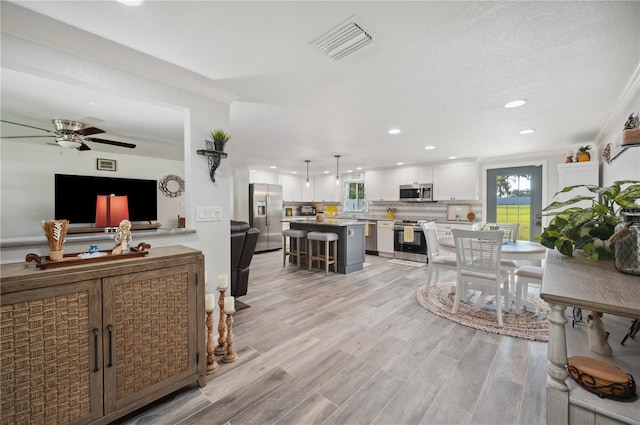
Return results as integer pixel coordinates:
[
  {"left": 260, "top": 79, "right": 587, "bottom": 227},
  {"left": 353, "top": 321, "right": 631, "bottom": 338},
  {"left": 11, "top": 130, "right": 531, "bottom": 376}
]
[{"left": 0, "top": 118, "right": 136, "bottom": 151}]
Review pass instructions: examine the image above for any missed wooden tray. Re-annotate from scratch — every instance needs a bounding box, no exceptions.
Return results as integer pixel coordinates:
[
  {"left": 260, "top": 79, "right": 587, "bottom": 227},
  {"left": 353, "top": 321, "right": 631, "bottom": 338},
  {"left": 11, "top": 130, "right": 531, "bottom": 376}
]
[{"left": 26, "top": 243, "right": 151, "bottom": 270}]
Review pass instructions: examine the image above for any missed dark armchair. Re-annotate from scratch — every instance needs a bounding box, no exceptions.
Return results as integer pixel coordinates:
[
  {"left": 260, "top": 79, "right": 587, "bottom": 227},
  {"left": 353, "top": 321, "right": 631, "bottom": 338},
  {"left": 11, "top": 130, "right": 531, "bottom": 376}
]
[{"left": 230, "top": 220, "right": 260, "bottom": 298}]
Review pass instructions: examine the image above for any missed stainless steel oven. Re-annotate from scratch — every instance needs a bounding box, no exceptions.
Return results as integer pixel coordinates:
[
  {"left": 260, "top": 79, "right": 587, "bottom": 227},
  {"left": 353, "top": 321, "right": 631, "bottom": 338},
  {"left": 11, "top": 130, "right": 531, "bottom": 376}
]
[{"left": 394, "top": 221, "right": 427, "bottom": 262}]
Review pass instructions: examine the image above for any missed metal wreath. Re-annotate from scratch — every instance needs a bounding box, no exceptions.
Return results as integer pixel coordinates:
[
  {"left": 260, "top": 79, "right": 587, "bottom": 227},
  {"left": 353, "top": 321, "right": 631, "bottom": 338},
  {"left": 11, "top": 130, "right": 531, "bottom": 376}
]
[{"left": 159, "top": 174, "right": 185, "bottom": 198}]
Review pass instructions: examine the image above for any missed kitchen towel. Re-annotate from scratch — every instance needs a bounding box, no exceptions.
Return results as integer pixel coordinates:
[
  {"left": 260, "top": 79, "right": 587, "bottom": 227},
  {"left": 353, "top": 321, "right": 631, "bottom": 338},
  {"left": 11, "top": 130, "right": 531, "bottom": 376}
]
[
  {"left": 404, "top": 226, "right": 414, "bottom": 242},
  {"left": 365, "top": 222, "right": 370, "bottom": 237}
]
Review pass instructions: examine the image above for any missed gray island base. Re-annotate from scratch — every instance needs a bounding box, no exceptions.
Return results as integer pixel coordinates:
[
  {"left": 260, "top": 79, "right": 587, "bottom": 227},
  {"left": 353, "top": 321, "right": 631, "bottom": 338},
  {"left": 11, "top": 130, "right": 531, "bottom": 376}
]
[{"left": 290, "top": 220, "right": 365, "bottom": 274}]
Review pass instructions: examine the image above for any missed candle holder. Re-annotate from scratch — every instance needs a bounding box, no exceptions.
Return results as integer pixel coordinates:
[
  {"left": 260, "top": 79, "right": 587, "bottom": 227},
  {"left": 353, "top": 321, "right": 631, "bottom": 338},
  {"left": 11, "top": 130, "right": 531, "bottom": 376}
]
[
  {"left": 214, "top": 287, "right": 227, "bottom": 356},
  {"left": 205, "top": 310, "right": 219, "bottom": 375},
  {"left": 222, "top": 309, "right": 238, "bottom": 363}
]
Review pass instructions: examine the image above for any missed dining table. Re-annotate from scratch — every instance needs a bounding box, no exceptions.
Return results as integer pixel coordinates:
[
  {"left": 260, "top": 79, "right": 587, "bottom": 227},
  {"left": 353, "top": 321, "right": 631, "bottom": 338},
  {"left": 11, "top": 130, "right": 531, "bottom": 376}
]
[{"left": 437, "top": 237, "right": 547, "bottom": 262}]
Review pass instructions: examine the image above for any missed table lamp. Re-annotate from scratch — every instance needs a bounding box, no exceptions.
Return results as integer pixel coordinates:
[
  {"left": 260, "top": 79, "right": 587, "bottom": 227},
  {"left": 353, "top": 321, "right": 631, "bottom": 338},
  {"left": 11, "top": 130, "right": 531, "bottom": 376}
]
[{"left": 95, "top": 194, "right": 129, "bottom": 232}]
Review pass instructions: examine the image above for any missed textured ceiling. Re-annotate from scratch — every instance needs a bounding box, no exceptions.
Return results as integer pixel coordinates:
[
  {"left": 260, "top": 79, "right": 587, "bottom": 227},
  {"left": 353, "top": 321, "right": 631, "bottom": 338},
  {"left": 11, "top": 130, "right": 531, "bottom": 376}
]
[{"left": 2, "top": 1, "right": 639, "bottom": 175}]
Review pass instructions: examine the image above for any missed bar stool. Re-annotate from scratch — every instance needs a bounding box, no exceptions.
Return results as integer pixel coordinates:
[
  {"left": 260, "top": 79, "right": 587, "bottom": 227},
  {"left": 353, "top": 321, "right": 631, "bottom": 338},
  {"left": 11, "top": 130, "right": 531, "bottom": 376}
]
[
  {"left": 282, "top": 229, "right": 307, "bottom": 268},
  {"left": 307, "top": 231, "right": 339, "bottom": 275},
  {"left": 515, "top": 265, "right": 544, "bottom": 312}
]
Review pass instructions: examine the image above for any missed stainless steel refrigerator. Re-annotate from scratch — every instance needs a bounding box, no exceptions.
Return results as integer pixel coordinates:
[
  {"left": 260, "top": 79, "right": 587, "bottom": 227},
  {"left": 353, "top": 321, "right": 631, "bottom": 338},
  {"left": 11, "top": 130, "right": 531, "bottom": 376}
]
[{"left": 249, "top": 183, "right": 283, "bottom": 252}]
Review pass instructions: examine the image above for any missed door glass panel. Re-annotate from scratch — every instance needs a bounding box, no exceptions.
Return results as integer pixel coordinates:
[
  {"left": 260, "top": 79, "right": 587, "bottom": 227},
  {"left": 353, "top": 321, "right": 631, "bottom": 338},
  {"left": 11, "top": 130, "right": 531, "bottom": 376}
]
[{"left": 486, "top": 165, "right": 542, "bottom": 240}]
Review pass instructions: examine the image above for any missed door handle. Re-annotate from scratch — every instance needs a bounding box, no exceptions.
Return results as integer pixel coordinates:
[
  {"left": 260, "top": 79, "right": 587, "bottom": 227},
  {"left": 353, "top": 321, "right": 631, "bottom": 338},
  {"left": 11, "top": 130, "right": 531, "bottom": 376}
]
[
  {"left": 93, "top": 328, "right": 99, "bottom": 372},
  {"left": 107, "top": 325, "right": 114, "bottom": 367}
]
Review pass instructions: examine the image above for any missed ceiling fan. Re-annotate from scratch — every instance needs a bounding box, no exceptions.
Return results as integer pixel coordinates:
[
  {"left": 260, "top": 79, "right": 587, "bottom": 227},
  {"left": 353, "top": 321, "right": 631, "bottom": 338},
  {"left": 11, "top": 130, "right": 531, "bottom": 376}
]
[{"left": 0, "top": 119, "right": 136, "bottom": 151}]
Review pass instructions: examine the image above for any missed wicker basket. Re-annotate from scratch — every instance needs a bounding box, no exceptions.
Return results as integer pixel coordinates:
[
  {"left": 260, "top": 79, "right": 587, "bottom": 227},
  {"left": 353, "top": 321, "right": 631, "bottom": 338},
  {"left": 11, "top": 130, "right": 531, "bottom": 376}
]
[{"left": 567, "top": 356, "right": 637, "bottom": 400}]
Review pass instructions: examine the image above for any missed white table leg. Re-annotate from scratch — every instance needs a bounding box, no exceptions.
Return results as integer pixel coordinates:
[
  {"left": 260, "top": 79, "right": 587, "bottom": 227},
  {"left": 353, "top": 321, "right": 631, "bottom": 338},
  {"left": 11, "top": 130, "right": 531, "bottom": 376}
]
[{"left": 546, "top": 301, "right": 569, "bottom": 425}]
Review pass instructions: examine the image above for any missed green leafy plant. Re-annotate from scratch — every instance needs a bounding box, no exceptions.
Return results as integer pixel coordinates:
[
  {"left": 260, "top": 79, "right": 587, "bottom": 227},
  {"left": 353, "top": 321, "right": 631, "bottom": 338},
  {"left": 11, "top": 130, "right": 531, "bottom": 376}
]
[
  {"left": 537, "top": 180, "right": 640, "bottom": 261},
  {"left": 210, "top": 129, "right": 231, "bottom": 144}
]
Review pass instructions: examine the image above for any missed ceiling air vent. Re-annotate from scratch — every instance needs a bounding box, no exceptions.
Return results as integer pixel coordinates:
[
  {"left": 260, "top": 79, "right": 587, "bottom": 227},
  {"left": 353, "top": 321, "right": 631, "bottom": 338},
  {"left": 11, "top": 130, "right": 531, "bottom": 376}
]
[{"left": 314, "top": 19, "right": 373, "bottom": 60}]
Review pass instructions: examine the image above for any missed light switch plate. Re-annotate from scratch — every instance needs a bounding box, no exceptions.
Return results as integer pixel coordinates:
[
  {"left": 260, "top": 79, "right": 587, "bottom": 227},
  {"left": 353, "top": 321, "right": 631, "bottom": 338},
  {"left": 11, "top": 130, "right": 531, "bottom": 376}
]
[{"left": 196, "top": 206, "right": 223, "bottom": 222}]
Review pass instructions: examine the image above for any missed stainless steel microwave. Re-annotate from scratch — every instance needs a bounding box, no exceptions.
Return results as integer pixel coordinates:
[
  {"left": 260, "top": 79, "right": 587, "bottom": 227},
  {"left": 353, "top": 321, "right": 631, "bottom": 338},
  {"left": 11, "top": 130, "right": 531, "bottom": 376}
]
[{"left": 399, "top": 183, "right": 433, "bottom": 202}]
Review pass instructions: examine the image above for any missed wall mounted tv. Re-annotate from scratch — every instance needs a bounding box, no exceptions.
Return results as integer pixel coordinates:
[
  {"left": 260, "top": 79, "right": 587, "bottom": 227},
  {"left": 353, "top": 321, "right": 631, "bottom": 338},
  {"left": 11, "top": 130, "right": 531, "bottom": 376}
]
[{"left": 55, "top": 174, "right": 158, "bottom": 224}]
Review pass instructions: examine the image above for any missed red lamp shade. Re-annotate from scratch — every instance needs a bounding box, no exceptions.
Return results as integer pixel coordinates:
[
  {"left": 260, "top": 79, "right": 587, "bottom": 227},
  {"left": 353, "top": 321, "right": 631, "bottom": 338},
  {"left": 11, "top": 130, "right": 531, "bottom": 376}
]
[{"left": 95, "top": 195, "right": 129, "bottom": 227}]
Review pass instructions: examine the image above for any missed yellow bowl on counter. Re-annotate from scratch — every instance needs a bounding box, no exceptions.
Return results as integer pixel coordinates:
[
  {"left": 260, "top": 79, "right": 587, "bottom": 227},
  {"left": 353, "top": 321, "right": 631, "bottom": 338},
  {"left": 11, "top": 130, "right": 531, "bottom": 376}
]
[{"left": 326, "top": 205, "right": 338, "bottom": 217}]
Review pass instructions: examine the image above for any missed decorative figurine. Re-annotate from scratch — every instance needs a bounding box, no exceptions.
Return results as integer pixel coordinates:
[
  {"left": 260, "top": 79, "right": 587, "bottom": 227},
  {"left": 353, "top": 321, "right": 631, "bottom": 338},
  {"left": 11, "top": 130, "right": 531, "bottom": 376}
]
[
  {"left": 586, "top": 311, "right": 612, "bottom": 357},
  {"left": 115, "top": 219, "right": 133, "bottom": 253}
]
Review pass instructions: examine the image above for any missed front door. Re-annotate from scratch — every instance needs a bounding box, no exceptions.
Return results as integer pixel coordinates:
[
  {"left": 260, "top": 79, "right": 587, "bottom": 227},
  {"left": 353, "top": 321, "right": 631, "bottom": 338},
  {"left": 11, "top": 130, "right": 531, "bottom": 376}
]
[{"left": 486, "top": 165, "right": 543, "bottom": 240}]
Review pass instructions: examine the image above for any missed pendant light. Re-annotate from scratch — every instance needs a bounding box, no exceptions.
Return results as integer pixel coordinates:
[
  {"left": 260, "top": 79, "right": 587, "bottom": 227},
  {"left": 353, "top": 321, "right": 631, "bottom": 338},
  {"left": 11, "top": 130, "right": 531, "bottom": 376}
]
[
  {"left": 305, "top": 160, "right": 310, "bottom": 188},
  {"left": 335, "top": 155, "right": 341, "bottom": 186}
]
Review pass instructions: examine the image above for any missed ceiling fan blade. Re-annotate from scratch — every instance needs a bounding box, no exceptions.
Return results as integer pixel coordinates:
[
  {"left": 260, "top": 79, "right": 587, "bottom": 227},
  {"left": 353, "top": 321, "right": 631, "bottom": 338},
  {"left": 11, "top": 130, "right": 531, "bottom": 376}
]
[
  {"left": 87, "top": 137, "right": 136, "bottom": 149},
  {"left": 1, "top": 119, "right": 55, "bottom": 134},
  {"left": 76, "top": 126, "right": 105, "bottom": 136},
  {"left": 1, "top": 135, "right": 56, "bottom": 139},
  {"left": 77, "top": 143, "right": 92, "bottom": 151}
]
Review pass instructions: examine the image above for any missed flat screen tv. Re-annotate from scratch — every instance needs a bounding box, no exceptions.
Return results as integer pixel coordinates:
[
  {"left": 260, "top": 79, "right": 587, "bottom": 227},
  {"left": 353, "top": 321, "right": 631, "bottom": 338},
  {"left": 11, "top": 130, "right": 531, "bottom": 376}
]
[{"left": 55, "top": 174, "right": 158, "bottom": 224}]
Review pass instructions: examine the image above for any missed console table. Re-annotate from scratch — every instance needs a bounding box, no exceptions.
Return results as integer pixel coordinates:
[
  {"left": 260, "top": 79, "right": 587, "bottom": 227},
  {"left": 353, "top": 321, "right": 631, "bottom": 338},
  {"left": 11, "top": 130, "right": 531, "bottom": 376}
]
[
  {"left": 0, "top": 245, "right": 206, "bottom": 425},
  {"left": 540, "top": 250, "right": 640, "bottom": 425}
]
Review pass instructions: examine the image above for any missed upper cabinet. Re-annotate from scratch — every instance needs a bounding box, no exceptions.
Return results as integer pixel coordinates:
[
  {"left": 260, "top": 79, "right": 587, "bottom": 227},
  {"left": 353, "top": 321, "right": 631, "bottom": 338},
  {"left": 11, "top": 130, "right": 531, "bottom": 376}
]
[
  {"left": 433, "top": 162, "right": 477, "bottom": 201},
  {"left": 365, "top": 171, "right": 383, "bottom": 201},
  {"left": 280, "top": 174, "right": 302, "bottom": 202},
  {"left": 315, "top": 174, "right": 340, "bottom": 202},
  {"left": 375, "top": 167, "right": 432, "bottom": 201}
]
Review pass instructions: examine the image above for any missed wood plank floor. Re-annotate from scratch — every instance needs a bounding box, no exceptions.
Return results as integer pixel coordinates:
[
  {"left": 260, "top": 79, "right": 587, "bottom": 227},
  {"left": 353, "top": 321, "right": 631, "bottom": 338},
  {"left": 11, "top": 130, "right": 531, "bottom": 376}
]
[{"left": 114, "top": 250, "right": 548, "bottom": 425}]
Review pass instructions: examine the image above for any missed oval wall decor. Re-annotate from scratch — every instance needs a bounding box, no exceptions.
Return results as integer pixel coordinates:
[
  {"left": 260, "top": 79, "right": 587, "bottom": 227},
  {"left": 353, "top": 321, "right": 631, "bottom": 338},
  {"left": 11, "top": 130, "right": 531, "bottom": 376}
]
[{"left": 159, "top": 174, "right": 185, "bottom": 198}]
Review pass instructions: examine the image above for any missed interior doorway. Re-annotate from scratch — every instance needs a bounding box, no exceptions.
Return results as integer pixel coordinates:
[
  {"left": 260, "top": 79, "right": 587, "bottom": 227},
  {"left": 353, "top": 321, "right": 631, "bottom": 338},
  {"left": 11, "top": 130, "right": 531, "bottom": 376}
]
[{"left": 486, "top": 165, "right": 543, "bottom": 240}]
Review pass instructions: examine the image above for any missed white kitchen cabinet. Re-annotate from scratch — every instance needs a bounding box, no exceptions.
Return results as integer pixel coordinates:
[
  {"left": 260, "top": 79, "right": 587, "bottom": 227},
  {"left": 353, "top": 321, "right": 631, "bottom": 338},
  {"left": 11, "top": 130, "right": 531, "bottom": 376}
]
[
  {"left": 314, "top": 174, "right": 339, "bottom": 202},
  {"left": 556, "top": 162, "right": 599, "bottom": 209},
  {"left": 279, "top": 174, "right": 302, "bottom": 202},
  {"left": 365, "top": 171, "right": 383, "bottom": 201},
  {"left": 381, "top": 168, "right": 416, "bottom": 200},
  {"left": 433, "top": 162, "right": 477, "bottom": 200},
  {"left": 249, "top": 170, "right": 279, "bottom": 184},
  {"left": 416, "top": 167, "right": 433, "bottom": 183},
  {"left": 377, "top": 220, "right": 395, "bottom": 257}
]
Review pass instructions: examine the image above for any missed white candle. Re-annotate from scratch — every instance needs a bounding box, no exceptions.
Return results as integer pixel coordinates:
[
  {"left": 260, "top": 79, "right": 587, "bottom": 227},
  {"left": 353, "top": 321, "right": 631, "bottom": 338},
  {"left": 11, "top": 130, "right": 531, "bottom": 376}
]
[
  {"left": 205, "top": 294, "right": 216, "bottom": 312},
  {"left": 224, "top": 296, "right": 235, "bottom": 313},
  {"left": 218, "top": 274, "right": 229, "bottom": 289},
  {"left": 205, "top": 271, "right": 209, "bottom": 285}
]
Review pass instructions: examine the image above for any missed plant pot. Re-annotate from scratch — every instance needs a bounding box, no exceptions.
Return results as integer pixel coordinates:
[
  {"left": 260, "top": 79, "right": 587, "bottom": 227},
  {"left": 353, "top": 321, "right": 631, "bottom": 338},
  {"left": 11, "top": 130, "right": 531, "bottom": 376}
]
[
  {"left": 214, "top": 141, "right": 225, "bottom": 152},
  {"left": 387, "top": 212, "right": 395, "bottom": 219}
]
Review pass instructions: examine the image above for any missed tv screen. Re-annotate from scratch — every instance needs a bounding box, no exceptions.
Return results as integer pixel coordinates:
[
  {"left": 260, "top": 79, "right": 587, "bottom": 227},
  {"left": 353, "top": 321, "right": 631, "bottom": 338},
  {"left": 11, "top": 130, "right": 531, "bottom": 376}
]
[{"left": 55, "top": 174, "right": 158, "bottom": 224}]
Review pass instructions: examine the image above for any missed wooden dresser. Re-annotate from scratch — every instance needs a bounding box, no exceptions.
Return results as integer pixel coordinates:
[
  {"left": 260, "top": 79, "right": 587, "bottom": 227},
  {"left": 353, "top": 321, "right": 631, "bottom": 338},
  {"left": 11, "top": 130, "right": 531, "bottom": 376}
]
[
  {"left": 541, "top": 250, "right": 640, "bottom": 425},
  {"left": 0, "top": 245, "right": 206, "bottom": 425}
]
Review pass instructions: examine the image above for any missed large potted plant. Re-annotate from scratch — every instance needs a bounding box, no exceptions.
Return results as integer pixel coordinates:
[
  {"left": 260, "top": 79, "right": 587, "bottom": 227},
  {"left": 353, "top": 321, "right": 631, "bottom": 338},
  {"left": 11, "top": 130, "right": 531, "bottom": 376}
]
[
  {"left": 210, "top": 128, "right": 231, "bottom": 151},
  {"left": 538, "top": 180, "right": 640, "bottom": 261}
]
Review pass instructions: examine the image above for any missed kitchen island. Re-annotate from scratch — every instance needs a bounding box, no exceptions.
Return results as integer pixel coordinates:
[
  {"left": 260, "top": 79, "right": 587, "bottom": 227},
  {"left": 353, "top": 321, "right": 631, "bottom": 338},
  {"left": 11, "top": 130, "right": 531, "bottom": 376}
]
[{"left": 289, "top": 219, "right": 365, "bottom": 274}]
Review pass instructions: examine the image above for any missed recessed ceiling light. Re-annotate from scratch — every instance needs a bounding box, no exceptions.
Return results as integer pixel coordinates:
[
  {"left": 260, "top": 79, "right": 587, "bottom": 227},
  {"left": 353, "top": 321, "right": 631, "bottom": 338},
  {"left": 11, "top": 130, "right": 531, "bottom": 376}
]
[
  {"left": 424, "top": 145, "right": 435, "bottom": 150},
  {"left": 518, "top": 129, "right": 535, "bottom": 135},
  {"left": 347, "top": 170, "right": 353, "bottom": 173},
  {"left": 504, "top": 99, "right": 527, "bottom": 108},
  {"left": 396, "top": 162, "right": 404, "bottom": 165},
  {"left": 449, "top": 156, "right": 457, "bottom": 159},
  {"left": 270, "top": 166, "right": 277, "bottom": 169},
  {"left": 356, "top": 166, "right": 363, "bottom": 170},
  {"left": 291, "top": 171, "right": 297, "bottom": 174},
  {"left": 388, "top": 128, "right": 401, "bottom": 135},
  {"left": 324, "top": 170, "right": 329, "bottom": 174}
]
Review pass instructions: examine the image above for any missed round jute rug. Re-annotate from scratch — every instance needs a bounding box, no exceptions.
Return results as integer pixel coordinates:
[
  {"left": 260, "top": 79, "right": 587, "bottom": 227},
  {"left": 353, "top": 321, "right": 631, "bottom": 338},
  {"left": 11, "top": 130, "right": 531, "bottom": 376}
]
[{"left": 416, "top": 283, "right": 549, "bottom": 342}]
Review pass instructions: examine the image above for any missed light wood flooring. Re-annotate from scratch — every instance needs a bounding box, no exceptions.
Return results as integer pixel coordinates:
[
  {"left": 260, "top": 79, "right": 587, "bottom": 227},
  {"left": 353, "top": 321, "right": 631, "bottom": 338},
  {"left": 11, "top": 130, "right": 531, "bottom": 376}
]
[{"left": 114, "top": 251, "right": 548, "bottom": 425}]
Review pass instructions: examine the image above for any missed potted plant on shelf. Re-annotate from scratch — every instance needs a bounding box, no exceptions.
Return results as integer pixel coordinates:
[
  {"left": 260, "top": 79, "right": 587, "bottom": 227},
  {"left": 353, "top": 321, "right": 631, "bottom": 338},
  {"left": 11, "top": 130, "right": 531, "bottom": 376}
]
[
  {"left": 576, "top": 145, "right": 591, "bottom": 162},
  {"left": 210, "top": 129, "right": 231, "bottom": 151},
  {"left": 537, "top": 180, "right": 640, "bottom": 261}
]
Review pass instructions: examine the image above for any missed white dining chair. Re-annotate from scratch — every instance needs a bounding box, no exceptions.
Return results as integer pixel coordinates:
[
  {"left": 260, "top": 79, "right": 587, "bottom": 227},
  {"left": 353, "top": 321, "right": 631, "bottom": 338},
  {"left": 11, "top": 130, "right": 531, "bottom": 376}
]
[
  {"left": 495, "top": 223, "right": 520, "bottom": 242},
  {"left": 515, "top": 265, "right": 544, "bottom": 312},
  {"left": 487, "top": 223, "right": 521, "bottom": 304},
  {"left": 452, "top": 228, "right": 510, "bottom": 326},
  {"left": 421, "top": 221, "right": 457, "bottom": 289}
]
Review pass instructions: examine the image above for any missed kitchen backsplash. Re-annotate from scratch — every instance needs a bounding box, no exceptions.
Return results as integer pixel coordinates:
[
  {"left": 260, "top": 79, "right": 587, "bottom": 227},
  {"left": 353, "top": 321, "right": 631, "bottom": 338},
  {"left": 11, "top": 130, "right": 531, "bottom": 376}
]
[{"left": 365, "top": 200, "right": 483, "bottom": 222}]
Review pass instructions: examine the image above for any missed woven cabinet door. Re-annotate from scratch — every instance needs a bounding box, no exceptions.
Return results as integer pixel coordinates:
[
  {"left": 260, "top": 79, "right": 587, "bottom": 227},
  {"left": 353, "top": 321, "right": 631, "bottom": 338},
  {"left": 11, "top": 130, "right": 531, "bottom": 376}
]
[
  {"left": 101, "top": 263, "right": 198, "bottom": 414},
  {"left": 1, "top": 279, "right": 103, "bottom": 425}
]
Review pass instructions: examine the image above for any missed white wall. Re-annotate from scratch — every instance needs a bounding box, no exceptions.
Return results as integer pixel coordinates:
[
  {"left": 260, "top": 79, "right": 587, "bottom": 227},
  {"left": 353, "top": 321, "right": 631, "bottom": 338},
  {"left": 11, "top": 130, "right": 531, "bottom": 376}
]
[
  {"left": 1, "top": 141, "right": 185, "bottom": 237},
  {"left": 0, "top": 10, "right": 232, "bottom": 289}
]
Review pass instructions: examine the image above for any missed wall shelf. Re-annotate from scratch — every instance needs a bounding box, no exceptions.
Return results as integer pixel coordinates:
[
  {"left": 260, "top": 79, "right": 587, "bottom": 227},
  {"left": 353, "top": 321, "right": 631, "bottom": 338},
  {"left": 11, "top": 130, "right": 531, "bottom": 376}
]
[{"left": 197, "top": 149, "right": 228, "bottom": 183}]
